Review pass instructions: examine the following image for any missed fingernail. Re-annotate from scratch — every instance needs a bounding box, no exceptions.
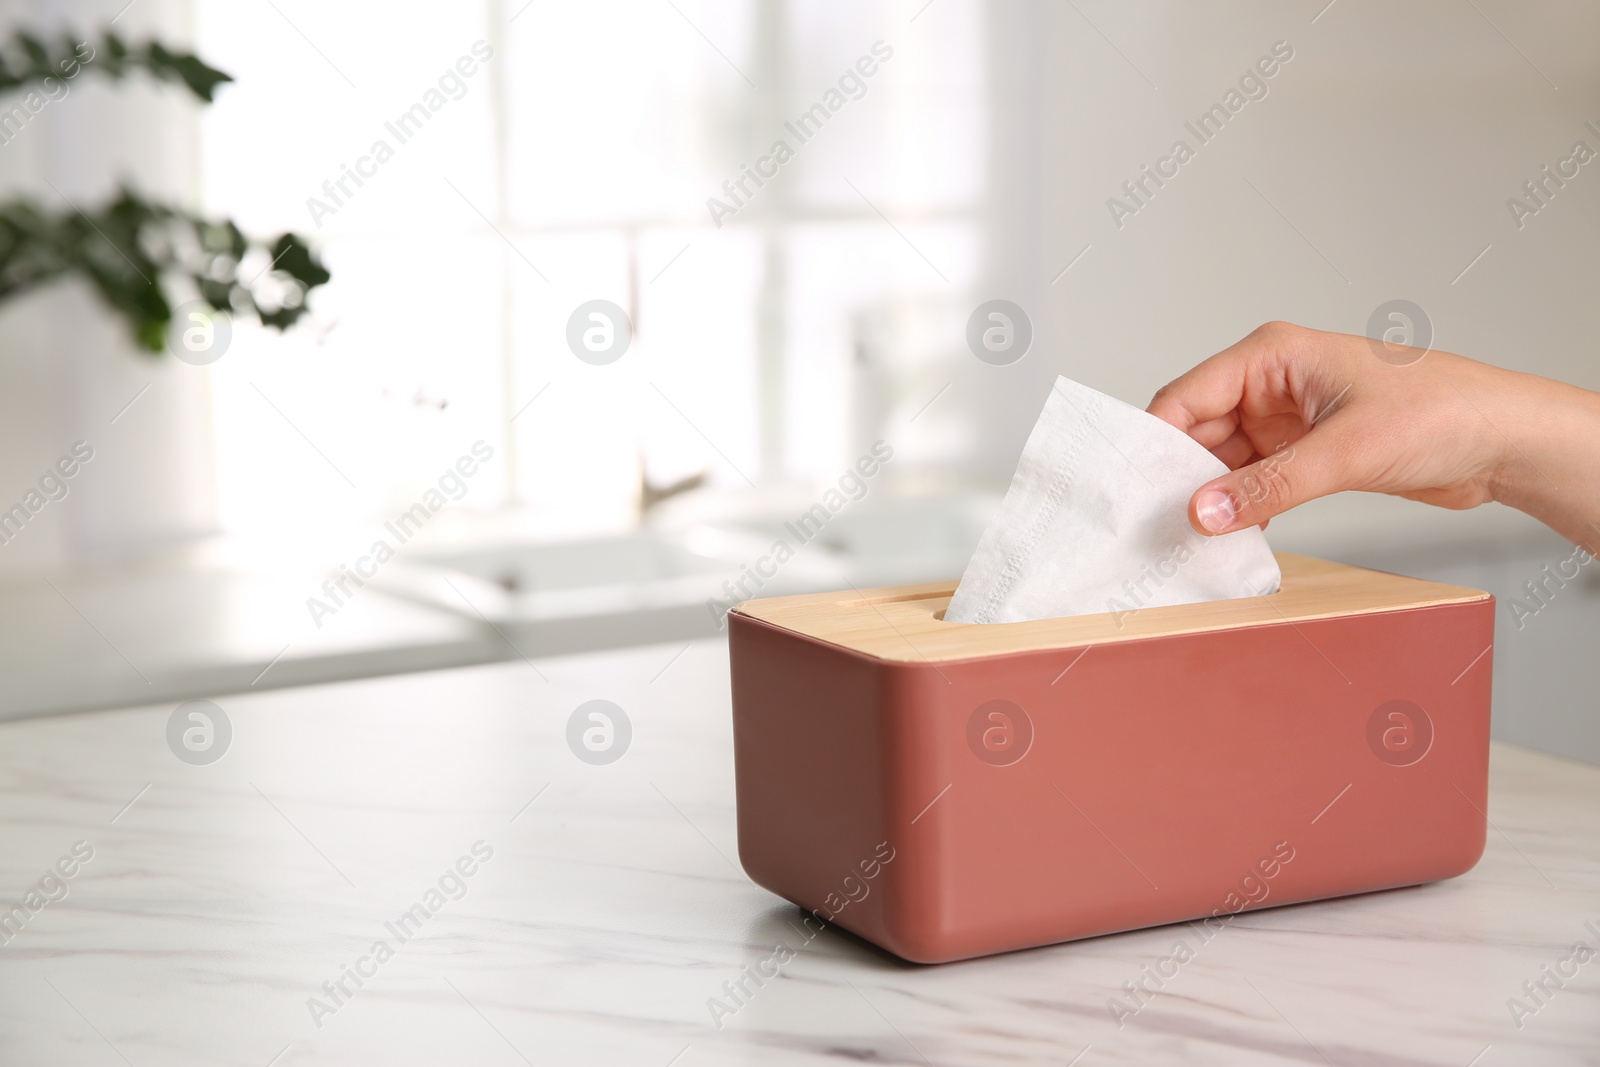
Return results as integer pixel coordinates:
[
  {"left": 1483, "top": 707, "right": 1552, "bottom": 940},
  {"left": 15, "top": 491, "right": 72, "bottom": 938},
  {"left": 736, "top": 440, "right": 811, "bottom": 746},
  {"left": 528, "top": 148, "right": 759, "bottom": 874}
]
[{"left": 1196, "top": 489, "right": 1237, "bottom": 533}]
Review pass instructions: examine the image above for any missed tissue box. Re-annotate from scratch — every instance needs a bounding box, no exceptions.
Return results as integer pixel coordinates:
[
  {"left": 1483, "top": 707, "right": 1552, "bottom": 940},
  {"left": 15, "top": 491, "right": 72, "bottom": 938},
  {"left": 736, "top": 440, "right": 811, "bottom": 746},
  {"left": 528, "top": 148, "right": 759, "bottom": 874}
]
[{"left": 728, "top": 554, "right": 1493, "bottom": 963}]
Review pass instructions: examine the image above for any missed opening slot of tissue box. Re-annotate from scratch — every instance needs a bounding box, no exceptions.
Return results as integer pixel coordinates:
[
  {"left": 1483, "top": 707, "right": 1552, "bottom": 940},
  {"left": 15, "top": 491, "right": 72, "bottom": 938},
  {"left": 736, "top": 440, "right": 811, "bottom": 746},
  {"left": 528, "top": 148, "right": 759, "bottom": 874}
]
[{"left": 732, "top": 553, "right": 1490, "bottom": 664}]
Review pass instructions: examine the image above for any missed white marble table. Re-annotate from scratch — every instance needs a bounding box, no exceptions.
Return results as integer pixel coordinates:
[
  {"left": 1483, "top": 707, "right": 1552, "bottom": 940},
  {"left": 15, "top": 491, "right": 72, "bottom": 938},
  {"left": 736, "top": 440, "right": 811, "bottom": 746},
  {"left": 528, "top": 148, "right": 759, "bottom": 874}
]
[{"left": 1, "top": 638, "right": 1596, "bottom": 1066}]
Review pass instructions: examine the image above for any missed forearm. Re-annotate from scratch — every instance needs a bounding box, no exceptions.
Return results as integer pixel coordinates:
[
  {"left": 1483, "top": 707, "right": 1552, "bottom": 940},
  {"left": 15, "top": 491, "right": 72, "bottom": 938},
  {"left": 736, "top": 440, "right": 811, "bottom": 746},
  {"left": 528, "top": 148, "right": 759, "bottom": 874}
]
[{"left": 1487, "top": 368, "right": 1600, "bottom": 554}]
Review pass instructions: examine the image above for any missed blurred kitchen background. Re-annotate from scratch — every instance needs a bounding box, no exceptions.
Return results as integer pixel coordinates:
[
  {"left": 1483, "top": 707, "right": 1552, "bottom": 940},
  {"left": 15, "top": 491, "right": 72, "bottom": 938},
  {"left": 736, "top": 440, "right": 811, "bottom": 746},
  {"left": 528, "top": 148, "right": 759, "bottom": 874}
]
[{"left": 0, "top": 0, "right": 1596, "bottom": 760}]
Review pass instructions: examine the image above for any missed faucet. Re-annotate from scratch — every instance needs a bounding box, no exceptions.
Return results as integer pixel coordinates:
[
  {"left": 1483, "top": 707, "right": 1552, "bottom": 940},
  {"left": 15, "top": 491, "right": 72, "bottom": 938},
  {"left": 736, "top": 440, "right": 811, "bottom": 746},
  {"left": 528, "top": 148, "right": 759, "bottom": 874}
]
[{"left": 640, "top": 466, "right": 709, "bottom": 514}]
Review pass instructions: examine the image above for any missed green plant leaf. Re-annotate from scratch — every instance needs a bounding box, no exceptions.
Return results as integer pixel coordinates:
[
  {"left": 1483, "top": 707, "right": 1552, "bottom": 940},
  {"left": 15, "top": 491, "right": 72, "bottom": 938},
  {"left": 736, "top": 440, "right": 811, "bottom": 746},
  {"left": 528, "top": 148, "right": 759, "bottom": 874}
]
[
  {"left": 0, "top": 29, "right": 232, "bottom": 104},
  {"left": 145, "top": 43, "right": 232, "bottom": 102},
  {"left": 269, "top": 234, "right": 332, "bottom": 287},
  {"left": 0, "top": 189, "right": 330, "bottom": 354}
]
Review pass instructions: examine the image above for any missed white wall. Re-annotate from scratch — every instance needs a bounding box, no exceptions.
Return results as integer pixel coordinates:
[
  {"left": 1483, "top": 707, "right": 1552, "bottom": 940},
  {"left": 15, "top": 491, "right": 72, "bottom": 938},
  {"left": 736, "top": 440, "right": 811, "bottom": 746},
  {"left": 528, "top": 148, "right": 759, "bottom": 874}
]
[{"left": 980, "top": 0, "right": 1598, "bottom": 554}]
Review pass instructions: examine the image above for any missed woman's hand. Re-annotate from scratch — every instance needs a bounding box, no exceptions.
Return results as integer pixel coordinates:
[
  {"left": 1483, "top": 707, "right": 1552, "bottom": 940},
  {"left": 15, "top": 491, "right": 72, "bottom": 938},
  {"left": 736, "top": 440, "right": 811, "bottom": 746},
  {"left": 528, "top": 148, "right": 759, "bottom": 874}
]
[{"left": 1146, "top": 321, "right": 1600, "bottom": 552}]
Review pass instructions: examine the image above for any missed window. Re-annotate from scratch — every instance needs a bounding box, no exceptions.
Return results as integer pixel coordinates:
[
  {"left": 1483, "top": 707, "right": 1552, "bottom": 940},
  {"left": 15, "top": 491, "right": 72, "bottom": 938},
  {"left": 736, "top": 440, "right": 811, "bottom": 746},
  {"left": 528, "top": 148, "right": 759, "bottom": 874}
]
[{"left": 196, "top": 0, "right": 985, "bottom": 548}]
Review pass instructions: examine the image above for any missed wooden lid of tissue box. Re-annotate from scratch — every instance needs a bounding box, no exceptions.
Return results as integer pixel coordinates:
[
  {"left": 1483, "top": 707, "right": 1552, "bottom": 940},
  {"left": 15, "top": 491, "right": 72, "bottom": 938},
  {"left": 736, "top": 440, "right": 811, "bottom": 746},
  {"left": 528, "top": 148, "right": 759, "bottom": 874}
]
[{"left": 732, "top": 552, "right": 1491, "bottom": 663}]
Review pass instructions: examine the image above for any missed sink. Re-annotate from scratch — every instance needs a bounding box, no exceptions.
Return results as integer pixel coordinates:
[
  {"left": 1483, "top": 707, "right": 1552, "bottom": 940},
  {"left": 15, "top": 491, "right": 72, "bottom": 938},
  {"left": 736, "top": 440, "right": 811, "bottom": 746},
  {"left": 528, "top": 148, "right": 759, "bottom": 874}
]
[
  {"left": 439, "top": 533, "right": 731, "bottom": 596},
  {"left": 372, "top": 494, "right": 998, "bottom": 657},
  {"left": 374, "top": 530, "right": 833, "bottom": 657},
  {"left": 718, "top": 494, "right": 995, "bottom": 588}
]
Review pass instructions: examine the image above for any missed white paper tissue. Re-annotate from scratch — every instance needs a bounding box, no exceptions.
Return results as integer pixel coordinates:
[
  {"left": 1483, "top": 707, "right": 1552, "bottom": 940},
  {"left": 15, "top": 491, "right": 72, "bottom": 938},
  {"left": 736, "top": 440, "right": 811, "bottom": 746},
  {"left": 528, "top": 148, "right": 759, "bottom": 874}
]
[{"left": 945, "top": 376, "right": 1281, "bottom": 625}]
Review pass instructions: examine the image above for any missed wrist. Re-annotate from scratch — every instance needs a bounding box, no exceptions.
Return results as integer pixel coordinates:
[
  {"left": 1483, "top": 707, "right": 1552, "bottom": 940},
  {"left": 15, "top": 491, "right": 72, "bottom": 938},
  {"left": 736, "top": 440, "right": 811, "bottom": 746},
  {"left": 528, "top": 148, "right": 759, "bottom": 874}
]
[
  {"left": 1483, "top": 366, "right": 1600, "bottom": 537},
  {"left": 1436, "top": 357, "right": 1528, "bottom": 505},
  {"left": 1480, "top": 367, "right": 1546, "bottom": 508}
]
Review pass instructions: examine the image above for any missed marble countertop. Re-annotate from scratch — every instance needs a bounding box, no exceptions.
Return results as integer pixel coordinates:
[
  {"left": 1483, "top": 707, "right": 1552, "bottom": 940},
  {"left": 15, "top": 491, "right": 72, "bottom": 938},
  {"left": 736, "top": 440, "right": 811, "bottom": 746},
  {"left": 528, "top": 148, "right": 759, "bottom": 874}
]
[{"left": 1, "top": 638, "right": 1596, "bottom": 1066}]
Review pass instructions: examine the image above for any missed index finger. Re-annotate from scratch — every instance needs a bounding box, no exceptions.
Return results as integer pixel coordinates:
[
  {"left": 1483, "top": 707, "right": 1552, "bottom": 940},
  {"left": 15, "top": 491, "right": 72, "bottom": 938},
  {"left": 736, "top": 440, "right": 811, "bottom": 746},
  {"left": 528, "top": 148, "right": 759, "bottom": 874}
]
[{"left": 1145, "top": 327, "right": 1275, "bottom": 433}]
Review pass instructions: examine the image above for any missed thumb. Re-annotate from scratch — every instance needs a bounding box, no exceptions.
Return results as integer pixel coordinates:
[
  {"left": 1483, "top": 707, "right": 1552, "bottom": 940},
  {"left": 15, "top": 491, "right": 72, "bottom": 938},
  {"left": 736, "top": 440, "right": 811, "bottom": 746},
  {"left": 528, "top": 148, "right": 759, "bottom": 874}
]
[{"left": 1189, "top": 434, "right": 1350, "bottom": 535}]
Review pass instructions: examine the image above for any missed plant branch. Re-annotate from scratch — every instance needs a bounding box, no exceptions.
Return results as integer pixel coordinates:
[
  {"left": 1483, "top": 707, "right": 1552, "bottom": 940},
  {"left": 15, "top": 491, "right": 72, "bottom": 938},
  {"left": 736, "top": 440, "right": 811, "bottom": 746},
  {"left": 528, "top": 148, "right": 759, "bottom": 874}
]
[
  {"left": 0, "top": 29, "right": 232, "bottom": 102},
  {"left": 0, "top": 189, "right": 330, "bottom": 352}
]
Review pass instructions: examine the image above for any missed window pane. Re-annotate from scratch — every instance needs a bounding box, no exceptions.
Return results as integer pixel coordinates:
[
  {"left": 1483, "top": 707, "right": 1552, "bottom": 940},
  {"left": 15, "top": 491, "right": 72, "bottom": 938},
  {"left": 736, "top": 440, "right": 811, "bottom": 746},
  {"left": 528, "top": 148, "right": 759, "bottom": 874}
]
[
  {"left": 506, "top": 0, "right": 757, "bottom": 227},
  {"left": 506, "top": 226, "right": 762, "bottom": 527},
  {"left": 211, "top": 234, "right": 507, "bottom": 550},
  {"left": 197, "top": 1, "right": 497, "bottom": 236},
  {"left": 783, "top": 221, "right": 981, "bottom": 479},
  {"left": 783, "top": 0, "right": 986, "bottom": 213}
]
